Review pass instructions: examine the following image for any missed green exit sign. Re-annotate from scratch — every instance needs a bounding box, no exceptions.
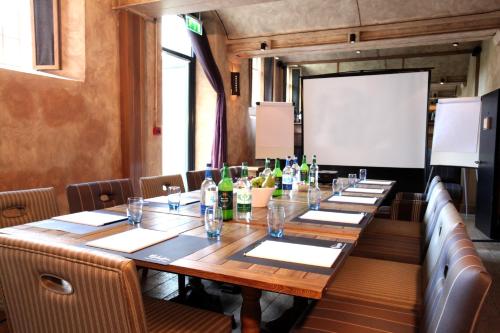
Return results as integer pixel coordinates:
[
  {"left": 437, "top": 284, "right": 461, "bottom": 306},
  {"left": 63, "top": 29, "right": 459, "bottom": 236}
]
[{"left": 186, "top": 15, "right": 203, "bottom": 35}]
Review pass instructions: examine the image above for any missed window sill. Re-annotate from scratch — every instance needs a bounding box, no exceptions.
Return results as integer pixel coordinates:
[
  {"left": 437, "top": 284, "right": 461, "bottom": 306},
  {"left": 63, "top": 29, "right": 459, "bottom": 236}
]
[{"left": 0, "top": 64, "right": 82, "bottom": 82}]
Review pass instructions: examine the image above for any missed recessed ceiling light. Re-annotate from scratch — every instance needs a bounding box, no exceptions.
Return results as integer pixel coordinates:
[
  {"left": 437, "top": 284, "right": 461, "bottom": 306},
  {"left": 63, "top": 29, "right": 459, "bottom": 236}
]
[
  {"left": 260, "top": 42, "right": 267, "bottom": 51},
  {"left": 440, "top": 78, "right": 445, "bottom": 85},
  {"left": 349, "top": 33, "right": 356, "bottom": 44},
  {"left": 275, "top": 56, "right": 279, "bottom": 60},
  {"left": 356, "top": 50, "right": 361, "bottom": 54},
  {"left": 452, "top": 42, "right": 459, "bottom": 47}
]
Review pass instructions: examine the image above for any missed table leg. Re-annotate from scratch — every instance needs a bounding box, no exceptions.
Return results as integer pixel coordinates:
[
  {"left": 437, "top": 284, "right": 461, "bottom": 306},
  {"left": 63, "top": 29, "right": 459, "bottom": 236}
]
[{"left": 241, "top": 287, "right": 262, "bottom": 333}]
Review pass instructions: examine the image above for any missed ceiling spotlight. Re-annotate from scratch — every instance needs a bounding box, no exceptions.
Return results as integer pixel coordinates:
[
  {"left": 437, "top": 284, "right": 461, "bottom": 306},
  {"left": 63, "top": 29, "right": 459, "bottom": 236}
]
[
  {"left": 260, "top": 42, "right": 267, "bottom": 51},
  {"left": 274, "top": 56, "right": 279, "bottom": 60},
  {"left": 452, "top": 42, "right": 459, "bottom": 47},
  {"left": 440, "top": 78, "right": 445, "bottom": 85},
  {"left": 356, "top": 50, "right": 361, "bottom": 54},
  {"left": 349, "top": 33, "right": 356, "bottom": 44}
]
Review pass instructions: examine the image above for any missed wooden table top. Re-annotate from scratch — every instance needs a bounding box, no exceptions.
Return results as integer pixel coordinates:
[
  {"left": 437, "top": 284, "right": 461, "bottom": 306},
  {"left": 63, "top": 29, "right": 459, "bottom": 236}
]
[{"left": 0, "top": 179, "right": 394, "bottom": 300}]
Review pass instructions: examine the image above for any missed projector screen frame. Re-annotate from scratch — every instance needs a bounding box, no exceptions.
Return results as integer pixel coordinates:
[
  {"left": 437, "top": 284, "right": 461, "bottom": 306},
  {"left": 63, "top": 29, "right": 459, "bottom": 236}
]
[{"left": 300, "top": 68, "right": 432, "bottom": 193}]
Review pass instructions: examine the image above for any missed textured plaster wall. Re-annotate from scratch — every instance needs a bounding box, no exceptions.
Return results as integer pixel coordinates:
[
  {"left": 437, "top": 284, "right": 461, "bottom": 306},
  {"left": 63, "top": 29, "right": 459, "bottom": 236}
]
[
  {"left": 478, "top": 38, "right": 500, "bottom": 96},
  {"left": 195, "top": 12, "right": 253, "bottom": 169},
  {"left": 0, "top": 0, "right": 122, "bottom": 212}
]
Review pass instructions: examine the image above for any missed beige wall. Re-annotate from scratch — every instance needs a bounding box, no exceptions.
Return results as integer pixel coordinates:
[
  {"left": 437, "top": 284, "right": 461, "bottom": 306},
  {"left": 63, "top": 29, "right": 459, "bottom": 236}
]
[
  {"left": 195, "top": 13, "right": 254, "bottom": 169},
  {"left": 0, "top": 0, "right": 122, "bottom": 212},
  {"left": 478, "top": 37, "right": 500, "bottom": 96},
  {"left": 458, "top": 55, "right": 478, "bottom": 97}
]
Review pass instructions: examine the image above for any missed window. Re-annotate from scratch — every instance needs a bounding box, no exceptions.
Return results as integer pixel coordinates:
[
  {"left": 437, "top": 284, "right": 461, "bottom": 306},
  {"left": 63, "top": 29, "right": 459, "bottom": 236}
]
[
  {"left": 0, "top": 0, "right": 32, "bottom": 69},
  {"left": 251, "top": 57, "right": 263, "bottom": 106},
  {"left": 161, "top": 15, "right": 195, "bottom": 176}
]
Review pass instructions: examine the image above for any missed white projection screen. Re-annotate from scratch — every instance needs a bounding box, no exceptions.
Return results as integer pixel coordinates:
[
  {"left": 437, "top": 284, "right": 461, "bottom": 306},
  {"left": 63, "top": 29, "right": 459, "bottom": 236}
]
[{"left": 303, "top": 71, "right": 429, "bottom": 168}]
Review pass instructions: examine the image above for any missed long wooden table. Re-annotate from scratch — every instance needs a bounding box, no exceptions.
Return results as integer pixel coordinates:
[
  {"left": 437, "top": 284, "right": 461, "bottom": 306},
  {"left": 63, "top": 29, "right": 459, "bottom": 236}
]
[{"left": 0, "top": 179, "right": 394, "bottom": 332}]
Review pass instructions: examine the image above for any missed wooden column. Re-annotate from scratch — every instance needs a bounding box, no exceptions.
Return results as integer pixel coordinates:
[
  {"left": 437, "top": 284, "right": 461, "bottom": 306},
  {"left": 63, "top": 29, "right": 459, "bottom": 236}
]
[{"left": 119, "top": 11, "right": 146, "bottom": 193}]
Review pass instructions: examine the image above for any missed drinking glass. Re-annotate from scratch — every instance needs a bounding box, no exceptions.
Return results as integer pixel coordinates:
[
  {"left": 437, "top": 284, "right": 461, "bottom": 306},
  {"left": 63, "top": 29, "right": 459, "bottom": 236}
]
[
  {"left": 308, "top": 186, "right": 321, "bottom": 210},
  {"left": 332, "top": 179, "right": 344, "bottom": 196},
  {"left": 127, "top": 197, "right": 144, "bottom": 225},
  {"left": 167, "top": 186, "right": 181, "bottom": 210},
  {"left": 359, "top": 169, "right": 367, "bottom": 181},
  {"left": 204, "top": 207, "right": 223, "bottom": 239},
  {"left": 348, "top": 174, "right": 358, "bottom": 187},
  {"left": 267, "top": 206, "right": 285, "bottom": 238}
]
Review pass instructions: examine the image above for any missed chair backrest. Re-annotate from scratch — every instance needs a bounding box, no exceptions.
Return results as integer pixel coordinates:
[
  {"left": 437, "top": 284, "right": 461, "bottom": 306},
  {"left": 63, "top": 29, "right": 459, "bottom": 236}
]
[
  {"left": 228, "top": 166, "right": 242, "bottom": 180},
  {"left": 421, "top": 226, "right": 491, "bottom": 333},
  {"left": 422, "top": 202, "right": 463, "bottom": 284},
  {"left": 0, "top": 234, "right": 148, "bottom": 333},
  {"left": 186, "top": 169, "right": 221, "bottom": 192},
  {"left": 0, "top": 187, "right": 59, "bottom": 228},
  {"left": 140, "top": 174, "right": 185, "bottom": 199},
  {"left": 423, "top": 188, "right": 452, "bottom": 249},
  {"left": 66, "top": 179, "right": 134, "bottom": 213},
  {"left": 425, "top": 175, "right": 442, "bottom": 201}
]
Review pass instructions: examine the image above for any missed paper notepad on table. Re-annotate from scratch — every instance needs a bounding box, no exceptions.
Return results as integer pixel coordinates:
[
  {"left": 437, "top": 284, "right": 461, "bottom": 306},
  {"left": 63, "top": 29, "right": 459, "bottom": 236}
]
[
  {"left": 145, "top": 196, "right": 199, "bottom": 206},
  {"left": 344, "top": 187, "right": 384, "bottom": 194},
  {"left": 358, "top": 180, "right": 392, "bottom": 185},
  {"left": 328, "top": 196, "right": 378, "bottom": 205},
  {"left": 245, "top": 240, "right": 341, "bottom": 268},
  {"left": 299, "top": 211, "right": 365, "bottom": 224},
  {"left": 86, "top": 228, "right": 177, "bottom": 253},
  {"left": 52, "top": 211, "right": 126, "bottom": 227}
]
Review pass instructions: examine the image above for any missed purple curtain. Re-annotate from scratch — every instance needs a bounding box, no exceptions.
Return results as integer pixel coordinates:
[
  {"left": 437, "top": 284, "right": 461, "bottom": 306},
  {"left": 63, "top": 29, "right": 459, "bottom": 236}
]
[{"left": 188, "top": 29, "right": 227, "bottom": 168}]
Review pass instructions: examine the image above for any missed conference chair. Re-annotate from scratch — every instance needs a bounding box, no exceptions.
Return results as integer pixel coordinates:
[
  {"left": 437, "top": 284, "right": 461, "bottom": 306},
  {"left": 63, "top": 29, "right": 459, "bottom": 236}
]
[
  {"left": 292, "top": 226, "right": 491, "bottom": 333},
  {"left": 0, "top": 234, "right": 232, "bottom": 333},
  {"left": 228, "top": 166, "right": 242, "bottom": 181},
  {"left": 186, "top": 169, "right": 221, "bottom": 191},
  {"left": 66, "top": 179, "right": 134, "bottom": 213},
  {"left": 140, "top": 175, "right": 185, "bottom": 199},
  {"left": 0, "top": 187, "right": 60, "bottom": 328}
]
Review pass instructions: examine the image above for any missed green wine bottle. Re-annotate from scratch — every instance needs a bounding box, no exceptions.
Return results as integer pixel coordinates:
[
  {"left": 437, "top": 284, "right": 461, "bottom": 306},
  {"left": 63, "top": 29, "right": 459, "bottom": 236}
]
[
  {"left": 218, "top": 163, "right": 233, "bottom": 221},
  {"left": 300, "top": 155, "right": 309, "bottom": 183},
  {"left": 272, "top": 158, "right": 283, "bottom": 197}
]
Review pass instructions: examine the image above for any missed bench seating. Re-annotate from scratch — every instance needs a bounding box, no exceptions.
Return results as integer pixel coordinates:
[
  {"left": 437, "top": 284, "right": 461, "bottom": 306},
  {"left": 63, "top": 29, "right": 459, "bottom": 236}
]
[
  {"left": 293, "top": 225, "right": 491, "bottom": 333},
  {"left": 353, "top": 183, "right": 451, "bottom": 264}
]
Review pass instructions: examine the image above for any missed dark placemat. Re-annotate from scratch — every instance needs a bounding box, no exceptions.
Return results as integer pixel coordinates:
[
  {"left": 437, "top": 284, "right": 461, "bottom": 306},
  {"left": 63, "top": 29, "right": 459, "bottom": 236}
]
[
  {"left": 83, "top": 234, "right": 216, "bottom": 266},
  {"left": 322, "top": 194, "right": 381, "bottom": 206},
  {"left": 291, "top": 209, "right": 372, "bottom": 229},
  {"left": 229, "top": 235, "right": 353, "bottom": 275}
]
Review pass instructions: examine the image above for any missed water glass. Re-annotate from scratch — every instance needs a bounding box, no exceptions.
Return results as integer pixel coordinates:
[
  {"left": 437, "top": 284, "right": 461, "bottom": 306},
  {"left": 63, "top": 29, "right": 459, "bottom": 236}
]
[
  {"left": 359, "top": 169, "right": 367, "bottom": 181},
  {"left": 167, "top": 186, "right": 181, "bottom": 210},
  {"left": 308, "top": 186, "right": 321, "bottom": 210},
  {"left": 348, "top": 174, "right": 358, "bottom": 187},
  {"left": 204, "top": 207, "right": 223, "bottom": 239},
  {"left": 267, "top": 206, "right": 285, "bottom": 238},
  {"left": 127, "top": 197, "right": 144, "bottom": 225},
  {"left": 332, "top": 179, "right": 344, "bottom": 196}
]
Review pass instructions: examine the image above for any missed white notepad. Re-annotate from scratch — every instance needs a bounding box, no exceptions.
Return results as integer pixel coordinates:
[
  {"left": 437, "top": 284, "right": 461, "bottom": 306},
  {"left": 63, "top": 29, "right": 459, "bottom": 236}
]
[
  {"left": 145, "top": 196, "right": 199, "bottom": 206},
  {"left": 299, "top": 211, "right": 365, "bottom": 224},
  {"left": 344, "top": 187, "right": 385, "bottom": 194},
  {"left": 358, "top": 180, "right": 392, "bottom": 185},
  {"left": 245, "top": 240, "right": 341, "bottom": 268},
  {"left": 86, "top": 228, "right": 177, "bottom": 253},
  {"left": 328, "top": 196, "right": 378, "bottom": 205},
  {"left": 52, "top": 211, "right": 126, "bottom": 227}
]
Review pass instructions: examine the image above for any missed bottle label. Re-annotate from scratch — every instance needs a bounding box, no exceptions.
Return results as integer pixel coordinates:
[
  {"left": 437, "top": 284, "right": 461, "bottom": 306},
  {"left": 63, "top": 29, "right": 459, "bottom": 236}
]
[
  {"left": 237, "top": 203, "right": 252, "bottom": 213},
  {"left": 275, "top": 176, "right": 282, "bottom": 189},
  {"left": 237, "top": 188, "right": 252, "bottom": 204},
  {"left": 309, "top": 176, "right": 315, "bottom": 185},
  {"left": 218, "top": 191, "right": 233, "bottom": 211},
  {"left": 300, "top": 171, "right": 308, "bottom": 182}
]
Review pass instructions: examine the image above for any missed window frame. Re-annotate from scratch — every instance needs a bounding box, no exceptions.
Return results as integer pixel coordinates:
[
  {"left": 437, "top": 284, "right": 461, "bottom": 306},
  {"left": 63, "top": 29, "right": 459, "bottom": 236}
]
[
  {"left": 162, "top": 45, "right": 196, "bottom": 171},
  {"left": 30, "top": 0, "right": 61, "bottom": 70}
]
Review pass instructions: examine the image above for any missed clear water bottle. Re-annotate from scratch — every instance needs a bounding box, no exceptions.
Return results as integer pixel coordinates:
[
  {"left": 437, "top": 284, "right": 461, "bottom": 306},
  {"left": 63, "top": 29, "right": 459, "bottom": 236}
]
[
  {"left": 200, "top": 163, "right": 218, "bottom": 215},
  {"left": 308, "top": 185, "right": 321, "bottom": 210},
  {"left": 282, "top": 158, "right": 293, "bottom": 196},
  {"left": 309, "top": 154, "right": 319, "bottom": 187},
  {"left": 261, "top": 158, "right": 272, "bottom": 179},
  {"left": 236, "top": 162, "right": 252, "bottom": 222},
  {"left": 291, "top": 156, "right": 300, "bottom": 187}
]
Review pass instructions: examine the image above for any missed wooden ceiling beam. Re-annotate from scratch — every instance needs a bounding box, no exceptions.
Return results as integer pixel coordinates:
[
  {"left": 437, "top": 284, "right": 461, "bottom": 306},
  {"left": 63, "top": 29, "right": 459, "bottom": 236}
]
[
  {"left": 113, "top": 0, "right": 280, "bottom": 16},
  {"left": 227, "top": 11, "right": 500, "bottom": 58}
]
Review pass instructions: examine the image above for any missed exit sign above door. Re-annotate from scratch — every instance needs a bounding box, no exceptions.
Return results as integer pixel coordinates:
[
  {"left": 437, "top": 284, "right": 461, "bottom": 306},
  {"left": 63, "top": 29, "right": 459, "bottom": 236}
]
[{"left": 185, "top": 15, "right": 203, "bottom": 35}]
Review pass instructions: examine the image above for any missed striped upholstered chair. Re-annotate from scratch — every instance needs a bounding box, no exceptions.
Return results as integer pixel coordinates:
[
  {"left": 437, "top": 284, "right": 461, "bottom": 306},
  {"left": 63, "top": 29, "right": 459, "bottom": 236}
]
[
  {"left": 66, "top": 179, "right": 134, "bottom": 213},
  {"left": 140, "top": 175, "right": 185, "bottom": 199},
  {"left": 186, "top": 169, "right": 221, "bottom": 191},
  {"left": 0, "top": 234, "right": 232, "bottom": 333},
  {"left": 0, "top": 187, "right": 59, "bottom": 228}
]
